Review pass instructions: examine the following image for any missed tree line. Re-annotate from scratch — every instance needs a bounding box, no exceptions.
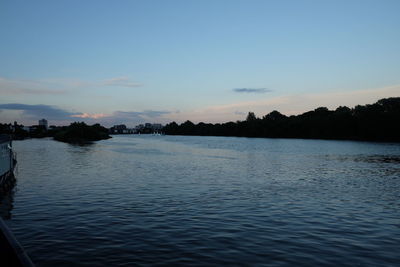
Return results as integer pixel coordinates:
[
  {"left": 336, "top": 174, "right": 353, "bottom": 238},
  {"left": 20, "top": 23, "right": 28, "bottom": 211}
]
[
  {"left": 53, "top": 122, "right": 111, "bottom": 143},
  {"left": 163, "top": 97, "right": 400, "bottom": 142},
  {"left": 0, "top": 122, "right": 111, "bottom": 143}
]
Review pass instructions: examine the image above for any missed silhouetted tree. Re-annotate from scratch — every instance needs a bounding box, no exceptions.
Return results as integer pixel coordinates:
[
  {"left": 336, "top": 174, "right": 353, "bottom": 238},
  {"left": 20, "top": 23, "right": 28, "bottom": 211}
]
[
  {"left": 246, "top": 112, "right": 257, "bottom": 122},
  {"left": 54, "top": 122, "right": 111, "bottom": 143},
  {"left": 162, "top": 97, "right": 400, "bottom": 142}
]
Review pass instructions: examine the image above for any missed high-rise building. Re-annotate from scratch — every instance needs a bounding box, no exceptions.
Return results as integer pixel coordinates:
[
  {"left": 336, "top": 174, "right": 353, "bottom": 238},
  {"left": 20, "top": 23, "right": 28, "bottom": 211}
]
[{"left": 38, "top": 119, "right": 48, "bottom": 130}]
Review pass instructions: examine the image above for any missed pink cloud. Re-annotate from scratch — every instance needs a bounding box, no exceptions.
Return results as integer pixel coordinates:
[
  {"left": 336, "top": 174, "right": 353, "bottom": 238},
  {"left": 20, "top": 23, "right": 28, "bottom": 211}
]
[{"left": 71, "top": 113, "right": 108, "bottom": 119}]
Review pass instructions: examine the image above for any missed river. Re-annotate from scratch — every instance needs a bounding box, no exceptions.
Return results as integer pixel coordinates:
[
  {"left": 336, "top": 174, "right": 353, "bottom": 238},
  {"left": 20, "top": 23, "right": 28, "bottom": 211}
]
[{"left": 1, "top": 135, "right": 399, "bottom": 266}]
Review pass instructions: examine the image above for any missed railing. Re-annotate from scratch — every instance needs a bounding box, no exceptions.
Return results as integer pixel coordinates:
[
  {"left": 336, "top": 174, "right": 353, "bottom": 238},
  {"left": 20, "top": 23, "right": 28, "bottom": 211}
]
[
  {"left": 0, "top": 217, "right": 35, "bottom": 266},
  {"left": 0, "top": 144, "right": 16, "bottom": 187}
]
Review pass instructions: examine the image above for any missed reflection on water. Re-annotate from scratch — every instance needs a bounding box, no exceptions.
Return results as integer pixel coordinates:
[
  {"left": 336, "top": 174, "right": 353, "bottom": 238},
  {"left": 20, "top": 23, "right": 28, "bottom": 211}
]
[
  {"left": 325, "top": 154, "right": 400, "bottom": 164},
  {"left": 0, "top": 187, "right": 15, "bottom": 220},
  {"left": 364, "top": 155, "right": 400, "bottom": 163},
  {"left": 5, "top": 136, "right": 400, "bottom": 266},
  {"left": 323, "top": 154, "right": 400, "bottom": 177}
]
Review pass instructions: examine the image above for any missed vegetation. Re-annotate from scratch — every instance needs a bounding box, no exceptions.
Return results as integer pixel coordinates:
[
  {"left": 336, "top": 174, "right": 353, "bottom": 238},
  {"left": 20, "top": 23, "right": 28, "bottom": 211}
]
[
  {"left": 0, "top": 122, "right": 111, "bottom": 144},
  {"left": 54, "top": 122, "right": 111, "bottom": 143},
  {"left": 0, "top": 123, "right": 56, "bottom": 140},
  {"left": 163, "top": 97, "right": 400, "bottom": 142}
]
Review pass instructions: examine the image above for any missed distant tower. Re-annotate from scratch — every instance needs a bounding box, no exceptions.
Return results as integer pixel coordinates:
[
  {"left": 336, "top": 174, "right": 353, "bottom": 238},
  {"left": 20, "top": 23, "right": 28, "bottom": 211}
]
[{"left": 38, "top": 119, "right": 48, "bottom": 130}]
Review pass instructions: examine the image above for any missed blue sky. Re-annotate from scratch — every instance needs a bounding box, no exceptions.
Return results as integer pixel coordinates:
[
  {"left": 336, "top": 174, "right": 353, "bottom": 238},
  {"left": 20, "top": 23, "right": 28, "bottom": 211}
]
[{"left": 1, "top": 0, "right": 399, "bottom": 126}]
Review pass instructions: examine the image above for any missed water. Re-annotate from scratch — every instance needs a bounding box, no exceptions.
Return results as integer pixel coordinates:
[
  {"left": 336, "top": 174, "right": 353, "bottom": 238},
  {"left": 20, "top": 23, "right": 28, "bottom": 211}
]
[{"left": 1, "top": 135, "right": 400, "bottom": 266}]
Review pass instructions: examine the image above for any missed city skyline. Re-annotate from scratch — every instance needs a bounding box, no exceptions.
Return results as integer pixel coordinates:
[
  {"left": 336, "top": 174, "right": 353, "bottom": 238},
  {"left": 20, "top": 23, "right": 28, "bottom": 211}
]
[{"left": 1, "top": 0, "right": 400, "bottom": 127}]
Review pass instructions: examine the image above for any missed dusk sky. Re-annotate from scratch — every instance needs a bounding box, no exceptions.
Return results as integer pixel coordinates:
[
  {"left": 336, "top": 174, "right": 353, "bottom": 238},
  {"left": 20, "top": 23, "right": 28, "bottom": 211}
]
[{"left": 1, "top": 0, "right": 399, "bottom": 126}]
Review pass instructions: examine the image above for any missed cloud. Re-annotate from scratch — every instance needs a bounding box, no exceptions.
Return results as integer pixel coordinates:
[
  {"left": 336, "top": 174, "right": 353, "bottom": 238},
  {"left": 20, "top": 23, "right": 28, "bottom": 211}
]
[
  {"left": 0, "top": 103, "right": 172, "bottom": 127},
  {"left": 167, "top": 85, "right": 400, "bottom": 123},
  {"left": 101, "top": 110, "right": 171, "bottom": 125},
  {"left": 71, "top": 113, "right": 107, "bottom": 119},
  {"left": 141, "top": 110, "right": 170, "bottom": 118},
  {"left": 234, "top": 111, "right": 246, "bottom": 115},
  {"left": 110, "top": 110, "right": 170, "bottom": 119},
  {"left": 102, "top": 77, "right": 142, "bottom": 88},
  {"left": 103, "top": 111, "right": 145, "bottom": 124},
  {"left": 0, "top": 77, "right": 68, "bottom": 95},
  {"left": 62, "top": 110, "right": 171, "bottom": 126},
  {"left": 106, "top": 110, "right": 171, "bottom": 123},
  {"left": 5, "top": 85, "right": 397, "bottom": 127},
  {"left": 233, "top": 88, "right": 272, "bottom": 93},
  {"left": 0, "top": 87, "right": 67, "bottom": 95},
  {"left": 0, "top": 76, "right": 144, "bottom": 97},
  {"left": 0, "top": 103, "right": 81, "bottom": 120}
]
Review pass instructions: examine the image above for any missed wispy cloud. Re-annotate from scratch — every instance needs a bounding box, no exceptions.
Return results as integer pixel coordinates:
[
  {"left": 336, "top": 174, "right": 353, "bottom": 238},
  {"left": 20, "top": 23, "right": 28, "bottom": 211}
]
[
  {"left": 233, "top": 88, "right": 272, "bottom": 93},
  {"left": 0, "top": 76, "right": 143, "bottom": 97},
  {"left": 0, "top": 77, "right": 68, "bottom": 95},
  {"left": 102, "top": 77, "right": 142, "bottom": 88},
  {"left": 71, "top": 110, "right": 170, "bottom": 126},
  {"left": 0, "top": 103, "right": 172, "bottom": 126},
  {"left": 141, "top": 110, "right": 170, "bottom": 118},
  {"left": 168, "top": 85, "right": 400, "bottom": 123},
  {"left": 0, "top": 87, "right": 67, "bottom": 95},
  {"left": 234, "top": 111, "right": 246, "bottom": 115},
  {"left": 110, "top": 110, "right": 170, "bottom": 119},
  {"left": 71, "top": 113, "right": 108, "bottom": 119},
  {"left": 0, "top": 103, "right": 80, "bottom": 120}
]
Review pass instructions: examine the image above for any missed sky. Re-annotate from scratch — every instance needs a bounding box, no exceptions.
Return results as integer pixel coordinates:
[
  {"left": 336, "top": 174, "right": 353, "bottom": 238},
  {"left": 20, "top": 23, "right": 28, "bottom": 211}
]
[{"left": 1, "top": 0, "right": 399, "bottom": 127}]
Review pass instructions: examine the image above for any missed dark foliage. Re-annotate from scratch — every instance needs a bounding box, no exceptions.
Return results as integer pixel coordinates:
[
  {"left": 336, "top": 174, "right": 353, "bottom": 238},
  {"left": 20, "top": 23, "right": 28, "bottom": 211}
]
[
  {"left": 0, "top": 123, "right": 29, "bottom": 140},
  {"left": 0, "top": 122, "right": 111, "bottom": 143},
  {"left": 54, "top": 122, "right": 111, "bottom": 143},
  {"left": 163, "top": 97, "right": 400, "bottom": 142},
  {"left": 0, "top": 123, "right": 51, "bottom": 139}
]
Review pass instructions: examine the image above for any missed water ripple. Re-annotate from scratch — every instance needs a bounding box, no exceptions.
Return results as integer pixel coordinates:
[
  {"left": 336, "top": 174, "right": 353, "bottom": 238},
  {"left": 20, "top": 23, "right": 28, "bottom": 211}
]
[{"left": 2, "top": 136, "right": 400, "bottom": 266}]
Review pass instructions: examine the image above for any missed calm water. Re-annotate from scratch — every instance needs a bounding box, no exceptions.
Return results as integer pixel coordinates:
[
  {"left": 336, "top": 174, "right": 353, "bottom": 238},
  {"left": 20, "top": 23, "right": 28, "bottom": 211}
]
[{"left": 1, "top": 135, "right": 400, "bottom": 266}]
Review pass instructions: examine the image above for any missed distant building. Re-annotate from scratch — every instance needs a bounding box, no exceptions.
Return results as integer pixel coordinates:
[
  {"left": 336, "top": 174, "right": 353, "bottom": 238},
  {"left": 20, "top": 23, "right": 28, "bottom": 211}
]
[
  {"left": 38, "top": 119, "right": 48, "bottom": 130},
  {"left": 152, "top": 124, "right": 163, "bottom": 131},
  {"left": 28, "top": 125, "right": 39, "bottom": 133},
  {"left": 134, "top": 123, "right": 163, "bottom": 134},
  {"left": 12, "top": 121, "right": 18, "bottom": 132},
  {"left": 110, "top": 124, "right": 132, "bottom": 134},
  {"left": 115, "top": 124, "right": 127, "bottom": 130},
  {"left": 135, "top": 124, "right": 144, "bottom": 131}
]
